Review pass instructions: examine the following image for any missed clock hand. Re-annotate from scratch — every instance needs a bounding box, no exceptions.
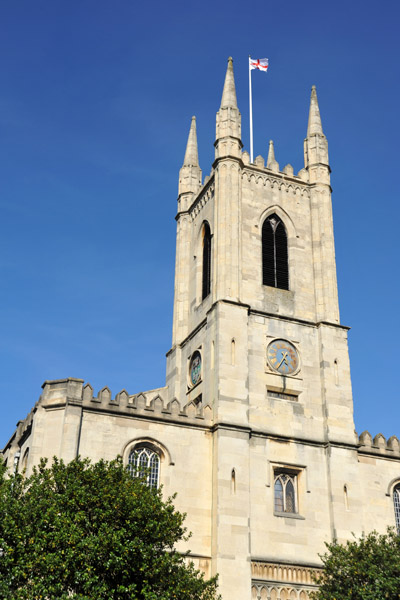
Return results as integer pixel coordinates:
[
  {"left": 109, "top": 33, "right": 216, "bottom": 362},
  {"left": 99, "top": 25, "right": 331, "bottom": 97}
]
[{"left": 277, "top": 352, "right": 289, "bottom": 369}]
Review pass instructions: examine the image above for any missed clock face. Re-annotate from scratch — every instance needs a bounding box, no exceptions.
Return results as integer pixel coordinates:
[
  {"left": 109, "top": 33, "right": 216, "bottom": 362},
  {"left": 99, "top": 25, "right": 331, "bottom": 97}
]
[
  {"left": 190, "top": 351, "right": 202, "bottom": 386},
  {"left": 267, "top": 339, "right": 299, "bottom": 375}
]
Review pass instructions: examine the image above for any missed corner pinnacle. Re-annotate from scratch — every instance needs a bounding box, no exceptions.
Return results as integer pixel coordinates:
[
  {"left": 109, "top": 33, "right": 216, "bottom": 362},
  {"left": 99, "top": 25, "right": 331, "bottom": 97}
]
[
  {"left": 220, "top": 56, "right": 238, "bottom": 109},
  {"left": 182, "top": 116, "right": 199, "bottom": 167},
  {"left": 307, "top": 85, "right": 324, "bottom": 136},
  {"left": 267, "top": 140, "right": 278, "bottom": 169}
]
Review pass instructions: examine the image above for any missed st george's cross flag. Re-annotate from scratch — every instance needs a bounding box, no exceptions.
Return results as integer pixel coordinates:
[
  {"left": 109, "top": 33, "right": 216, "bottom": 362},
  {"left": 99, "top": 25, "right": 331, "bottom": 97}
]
[{"left": 249, "top": 57, "right": 269, "bottom": 72}]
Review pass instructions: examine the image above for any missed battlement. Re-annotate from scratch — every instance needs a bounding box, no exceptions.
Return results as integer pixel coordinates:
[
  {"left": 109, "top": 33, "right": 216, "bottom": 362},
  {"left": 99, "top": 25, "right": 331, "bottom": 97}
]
[
  {"left": 241, "top": 149, "right": 309, "bottom": 182},
  {"left": 357, "top": 430, "right": 400, "bottom": 457},
  {"left": 1, "top": 378, "right": 213, "bottom": 457},
  {"left": 39, "top": 378, "right": 213, "bottom": 427}
]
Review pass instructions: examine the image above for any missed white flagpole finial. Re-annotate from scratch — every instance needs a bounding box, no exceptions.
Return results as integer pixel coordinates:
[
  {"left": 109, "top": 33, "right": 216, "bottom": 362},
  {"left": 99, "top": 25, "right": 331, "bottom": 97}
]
[{"left": 248, "top": 57, "right": 269, "bottom": 164}]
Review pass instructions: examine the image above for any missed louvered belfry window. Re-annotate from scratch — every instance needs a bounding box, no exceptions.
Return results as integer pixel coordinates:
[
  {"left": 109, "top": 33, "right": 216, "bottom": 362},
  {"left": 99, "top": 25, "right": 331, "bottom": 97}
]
[
  {"left": 262, "top": 214, "right": 289, "bottom": 290},
  {"left": 202, "top": 222, "right": 212, "bottom": 300}
]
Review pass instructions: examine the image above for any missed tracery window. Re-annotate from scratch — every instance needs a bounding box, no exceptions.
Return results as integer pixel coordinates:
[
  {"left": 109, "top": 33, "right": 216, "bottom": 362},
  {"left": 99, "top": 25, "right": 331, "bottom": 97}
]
[
  {"left": 274, "top": 472, "right": 297, "bottom": 514},
  {"left": 128, "top": 446, "right": 160, "bottom": 489},
  {"left": 202, "top": 222, "right": 212, "bottom": 300},
  {"left": 262, "top": 214, "right": 289, "bottom": 290},
  {"left": 394, "top": 484, "right": 400, "bottom": 533}
]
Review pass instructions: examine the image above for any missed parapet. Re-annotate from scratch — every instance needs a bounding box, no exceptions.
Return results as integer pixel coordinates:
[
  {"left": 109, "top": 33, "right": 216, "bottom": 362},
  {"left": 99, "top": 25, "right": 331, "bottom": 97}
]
[
  {"left": 40, "top": 378, "right": 213, "bottom": 427},
  {"left": 241, "top": 149, "right": 309, "bottom": 182},
  {"left": 357, "top": 430, "right": 400, "bottom": 457},
  {"left": 1, "top": 399, "right": 39, "bottom": 454}
]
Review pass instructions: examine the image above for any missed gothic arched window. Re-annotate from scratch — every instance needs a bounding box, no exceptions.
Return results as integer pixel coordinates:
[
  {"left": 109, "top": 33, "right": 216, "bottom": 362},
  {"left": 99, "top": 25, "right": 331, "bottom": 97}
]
[
  {"left": 21, "top": 448, "right": 29, "bottom": 473},
  {"left": 202, "top": 222, "right": 212, "bottom": 300},
  {"left": 128, "top": 446, "right": 160, "bottom": 489},
  {"left": 394, "top": 484, "right": 400, "bottom": 533},
  {"left": 274, "top": 472, "right": 297, "bottom": 514},
  {"left": 262, "top": 214, "right": 289, "bottom": 290}
]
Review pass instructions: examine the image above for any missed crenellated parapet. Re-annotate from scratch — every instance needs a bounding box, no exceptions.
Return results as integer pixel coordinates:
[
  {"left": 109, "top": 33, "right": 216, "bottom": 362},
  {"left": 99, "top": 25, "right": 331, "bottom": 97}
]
[
  {"left": 1, "top": 378, "right": 214, "bottom": 457},
  {"left": 38, "top": 378, "right": 213, "bottom": 427},
  {"left": 357, "top": 430, "right": 400, "bottom": 457},
  {"left": 242, "top": 149, "right": 309, "bottom": 183},
  {"left": 1, "top": 399, "right": 40, "bottom": 456}
]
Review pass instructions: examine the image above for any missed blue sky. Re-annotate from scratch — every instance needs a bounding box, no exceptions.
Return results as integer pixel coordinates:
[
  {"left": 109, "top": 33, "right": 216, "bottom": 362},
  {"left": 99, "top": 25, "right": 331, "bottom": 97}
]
[{"left": 1, "top": 1, "right": 399, "bottom": 448}]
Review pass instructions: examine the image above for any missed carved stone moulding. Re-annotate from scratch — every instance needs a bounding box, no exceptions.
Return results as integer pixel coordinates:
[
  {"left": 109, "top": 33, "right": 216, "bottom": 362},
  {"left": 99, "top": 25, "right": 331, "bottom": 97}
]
[
  {"left": 251, "top": 560, "right": 321, "bottom": 600},
  {"left": 252, "top": 583, "right": 316, "bottom": 600}
]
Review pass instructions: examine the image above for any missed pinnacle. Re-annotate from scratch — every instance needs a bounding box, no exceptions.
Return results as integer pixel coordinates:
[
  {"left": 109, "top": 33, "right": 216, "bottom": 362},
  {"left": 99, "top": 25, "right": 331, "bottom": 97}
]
[
  {"left": 267, "top": 140, "right": 276, "bottom": 168},
  {"left": 182, "top": 116, "right": 199, "bottom": 167},
  {"left": 307, "top": 85, "right": 324, "bottom": 136},
  {"left": 220, "top": 56, "right": 238, "bottom": 109}
]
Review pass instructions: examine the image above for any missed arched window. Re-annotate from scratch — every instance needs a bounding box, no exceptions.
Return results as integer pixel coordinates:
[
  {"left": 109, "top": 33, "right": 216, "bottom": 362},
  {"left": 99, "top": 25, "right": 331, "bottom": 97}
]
[
  {"left": 394, "top": 484, "right": 400, "bottom": 533},
  {"left": 21, "top": 448, "right": 29, "bottom": 473},
  {"left": 274, "top": 472, "right": 297, "bottom": 514},
  {"left": 262, "top": 214, "right": 289, "bottom": 290},
  {"left": 127, "top": 446, "right": 160, "bottom": 489},
  {"left": 202, "top": 222, "right": 212, "bottom": 300}
]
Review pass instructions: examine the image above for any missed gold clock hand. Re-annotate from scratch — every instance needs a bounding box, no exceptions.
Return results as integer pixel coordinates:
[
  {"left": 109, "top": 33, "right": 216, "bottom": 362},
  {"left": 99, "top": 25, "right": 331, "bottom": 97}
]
[{"left": 277, "top": 352, "right": 289, "bottom": 369}]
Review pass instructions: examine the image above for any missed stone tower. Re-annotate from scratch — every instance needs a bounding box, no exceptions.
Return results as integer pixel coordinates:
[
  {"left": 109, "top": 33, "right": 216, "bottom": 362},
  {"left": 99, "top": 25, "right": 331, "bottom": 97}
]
[{"left": 166, "top": 56, "right": 357, "bottom": 599}]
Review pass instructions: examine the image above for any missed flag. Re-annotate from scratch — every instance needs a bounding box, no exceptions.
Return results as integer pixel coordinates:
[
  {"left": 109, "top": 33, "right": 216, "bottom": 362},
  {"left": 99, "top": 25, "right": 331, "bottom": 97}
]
[{"left": 249, "top": 57, "right": 269, "bottom": 72}]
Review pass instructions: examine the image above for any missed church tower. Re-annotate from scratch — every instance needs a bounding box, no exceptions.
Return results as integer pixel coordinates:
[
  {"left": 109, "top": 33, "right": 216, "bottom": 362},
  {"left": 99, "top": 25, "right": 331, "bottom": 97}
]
[{"left": 167, "top": 57, "right": 356, "bottom": 599}]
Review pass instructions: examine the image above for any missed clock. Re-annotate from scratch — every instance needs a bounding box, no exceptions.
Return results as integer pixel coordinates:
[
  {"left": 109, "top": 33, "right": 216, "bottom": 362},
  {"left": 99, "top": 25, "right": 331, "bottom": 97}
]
[
  {"left": 267, "top": 339, "right": 299, "bottom": 375},
  {"left": 189, "top": 350, "right": 202, "bottom": 386}
]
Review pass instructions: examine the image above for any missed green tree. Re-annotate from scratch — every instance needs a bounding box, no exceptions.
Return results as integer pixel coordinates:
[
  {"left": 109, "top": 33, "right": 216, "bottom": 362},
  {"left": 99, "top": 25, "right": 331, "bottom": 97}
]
[
  {"left": 313, "top": 528, "right": 400, "bottom": 600},
  {"left": 0, "top": 457, "right": 219, "bottom": 600}
]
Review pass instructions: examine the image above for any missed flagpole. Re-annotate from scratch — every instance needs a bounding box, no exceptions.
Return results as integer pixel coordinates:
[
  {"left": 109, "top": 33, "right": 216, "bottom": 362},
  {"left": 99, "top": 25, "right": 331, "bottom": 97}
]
[{"left": 249, "top": 56, "right": 253, "bottom": 164}]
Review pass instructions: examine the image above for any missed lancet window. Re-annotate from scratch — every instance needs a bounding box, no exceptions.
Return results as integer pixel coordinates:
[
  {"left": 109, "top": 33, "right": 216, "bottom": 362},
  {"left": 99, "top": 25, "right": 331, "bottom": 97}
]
[
  {"left": 274, "top": 472, "right": 297, "bottom": 514},
  {"left": 128, "top": 446, "right": 160, "bottom": 489},
  {"left": 21, "top": 448, "right": 29, "bottom": 473},
  {"left": 202, "top": 222, "right": 212, "bottom": 300},
  {"left": 262, "top": 214, "right": 289, "bottom": 290},
  {"left": 394, "top": 484, "right": 400, "bottom": 533}
]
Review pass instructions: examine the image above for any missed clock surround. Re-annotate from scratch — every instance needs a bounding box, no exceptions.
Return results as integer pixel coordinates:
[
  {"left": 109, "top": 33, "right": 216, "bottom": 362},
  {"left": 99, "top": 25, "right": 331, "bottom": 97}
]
[
  {"left": 267, "top": 339, "right": 299, "bottom": 375},
  {"left": 189, "top": 350, "right": 202, "bottom": 387}
]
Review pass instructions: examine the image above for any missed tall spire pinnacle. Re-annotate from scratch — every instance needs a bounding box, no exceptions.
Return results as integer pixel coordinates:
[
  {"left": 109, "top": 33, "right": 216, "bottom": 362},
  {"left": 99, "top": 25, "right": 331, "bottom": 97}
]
[
  {"left": 307, "top": 85, "right": 323, "bottom": 136},
  {"left": 304, "top": 85, "right": 329, "bottom": 183},
  {"left": 183, "top": 116, "right": 199, "bottom": 167},
  {"left": 178, "top": 116, "right": 202, "bottom": 201},
  {"left": 215, "top": 57, "right": 242, "bottom": 159},
  {"left": 220, "top": 56, "right": 238, "bottom": 109}
]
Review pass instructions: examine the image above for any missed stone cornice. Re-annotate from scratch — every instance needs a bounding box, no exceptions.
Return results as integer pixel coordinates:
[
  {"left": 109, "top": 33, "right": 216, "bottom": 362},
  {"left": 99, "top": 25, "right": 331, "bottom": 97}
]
[{"left": 250, "top": 307, "right": 350, "bottom": 331}]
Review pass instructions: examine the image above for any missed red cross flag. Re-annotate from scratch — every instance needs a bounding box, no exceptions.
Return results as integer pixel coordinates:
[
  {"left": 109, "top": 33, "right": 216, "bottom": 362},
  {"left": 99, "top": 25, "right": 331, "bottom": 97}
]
[{"left": 249, "top": 57, "right": 269, "bottom": 72}]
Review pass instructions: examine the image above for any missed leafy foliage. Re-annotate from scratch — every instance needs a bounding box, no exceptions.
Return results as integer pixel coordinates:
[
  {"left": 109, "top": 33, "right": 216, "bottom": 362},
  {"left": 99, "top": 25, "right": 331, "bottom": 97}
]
[
  {"left": 0, "top": 457, "right": 219, "bottom": 600},
  {"left": 313, "top": 528, "right": 400, "bottom": 600}
]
